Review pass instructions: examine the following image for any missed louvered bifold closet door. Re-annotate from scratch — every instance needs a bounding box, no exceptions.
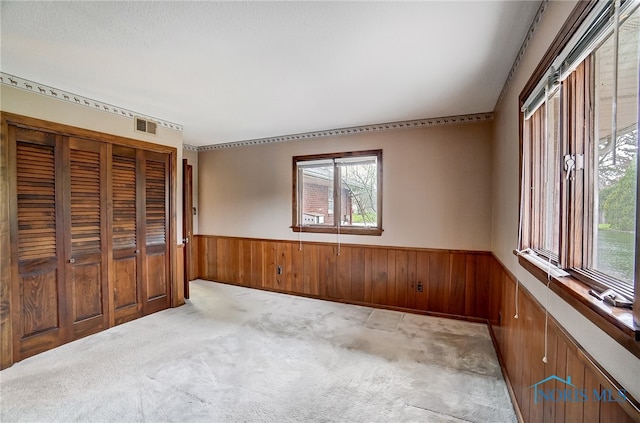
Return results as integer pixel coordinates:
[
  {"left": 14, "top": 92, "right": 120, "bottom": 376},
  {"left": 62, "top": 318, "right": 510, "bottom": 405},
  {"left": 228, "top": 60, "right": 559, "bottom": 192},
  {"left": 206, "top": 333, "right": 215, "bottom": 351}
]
[
  {"left": 65, "top": 138, "right": 109, "bottom": 339},
  {"left": 10, "top": 127, "right": 66, "bottom": 359},
  {"left": 112, "top": 146, "right": 143, "bottom": 324},
  {"left": 142, "top": 151, "right": 170, "bottom": 314}
]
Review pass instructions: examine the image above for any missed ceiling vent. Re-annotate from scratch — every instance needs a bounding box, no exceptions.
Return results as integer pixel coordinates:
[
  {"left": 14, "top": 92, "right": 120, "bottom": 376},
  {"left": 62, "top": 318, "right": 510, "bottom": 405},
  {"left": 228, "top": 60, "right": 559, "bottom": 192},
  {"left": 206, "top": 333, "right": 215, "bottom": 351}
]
[{"left": 135, "top": 117, "right": 157, "bottom": 135}]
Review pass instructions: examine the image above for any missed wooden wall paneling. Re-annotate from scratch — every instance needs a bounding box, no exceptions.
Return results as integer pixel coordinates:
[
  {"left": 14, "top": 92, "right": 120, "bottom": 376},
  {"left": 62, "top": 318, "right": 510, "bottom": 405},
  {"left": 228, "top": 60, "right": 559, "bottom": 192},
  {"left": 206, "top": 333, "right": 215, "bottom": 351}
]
[
  {"left": 370, "top": 248, "right": 388, "bottom": 305},
  {"left": 317, "top": 244, "right": 335, "bottom": 298},
  {"left": 583, "top": 370, "right": 601, "bottom": 423},
  {"left": 464, "top": 255, "right": 477, "bottom": 317},
  {"left": 448, "top": 253, "right": 466, "bottom": 316},
  {"left": 428, "top": 251, "right": 449, "bottom": 313},
  {"left": 291, "top": 244, "right": 304, "bottom": 294},
  {"left": 335, "top": 246, "right": 352, "bottom": 300},
  {"left": 195, "top": 236, "right": 203, "bottom": 279},
  {"left": 600, "top": 396, "right": 636, "bottom": 423},
  {"left": 191, "top": 235, "right": 198, "bottom": 280},
  {"left": 363, "top": 248, "right": 372, "bottom": 303},
  {"left": 394, "top": 250, "right": 408, "bottom": 308},
  {"left": 528, "top": 312, "right": 546, "bottom": 423},
  {"left": 216, "top": 238, "right": 228, "bottom": 283},
  {"left": 263, "top": 241, "right": 277, "bottom": 290},
  {"left": 227, "top": 238, "right": 240, "bottom": 285},
  {"left": 474, "top": 254, "right": 491, "bottom": 319},
  {"left": 0, "top": 116, "right": 12, "bottom": 369},
  {"left": 565, "top": 348, "right": 586, "bottom": 422},
  {"left": 176, "top": 245, "right": 184, "bottom": 305},
  {"left": 415, "top": 251, "right": 429, "bottom": 311},
  {"left": 554, "top": 333, "right": 569, "bottom": 423},
  {"left": 239, "top": 239, "right": 252, "bottom": 287},
  {"left": 303, "top": 244, "right": 319, "bottom": 296},
  {"left": 250, "top": 240, "right": 263, "bottom": 289},
  {"left": 206, "top": 236, "right": 217, "bottom": 281},
  {"left": 406, "top": 250, "right": 417, "bottom": 309},
  {"left": 350, "top": 246, "right": 365, "bottom": 302},
  {"left": 489, "top": 255, "right": 639, "bottom": 423},
  {"left": 488, "top": 258, "right": 503, "bottom": 325},
  {"left": 386, "top": 249, "right": 396, "bottom": 307},
  {"left": 276, "top": 242, "right": 291, "bottom": 291},
  {"left": 522, "top": 296, "right": 536, "bottom": 421},
  {"left": 542, "top": 322, "right": 558, "bottom": 423}
]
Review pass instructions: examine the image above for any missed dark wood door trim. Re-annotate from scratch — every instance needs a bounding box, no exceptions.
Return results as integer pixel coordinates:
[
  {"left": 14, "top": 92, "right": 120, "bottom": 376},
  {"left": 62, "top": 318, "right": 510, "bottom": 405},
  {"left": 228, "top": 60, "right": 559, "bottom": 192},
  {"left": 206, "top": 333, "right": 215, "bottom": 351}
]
[{"left": 182, "top": 159, "right": 193, "bottom": 299}]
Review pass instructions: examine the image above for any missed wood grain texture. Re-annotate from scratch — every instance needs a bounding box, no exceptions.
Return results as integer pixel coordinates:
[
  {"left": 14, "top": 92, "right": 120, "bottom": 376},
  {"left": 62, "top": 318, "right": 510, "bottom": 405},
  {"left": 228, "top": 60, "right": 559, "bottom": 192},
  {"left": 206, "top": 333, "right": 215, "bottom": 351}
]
[
  {"left": 3, "top": 115, "right": 178, "bottom": 367},
  {"left": 0, "top": 115, "right": 13, "bottom": 369},
  {"left": 490, "top": 255, "right": 639, "bottom": 423},
  {"left": 194, "top": 235, "right": 493, "bottom": 321}
]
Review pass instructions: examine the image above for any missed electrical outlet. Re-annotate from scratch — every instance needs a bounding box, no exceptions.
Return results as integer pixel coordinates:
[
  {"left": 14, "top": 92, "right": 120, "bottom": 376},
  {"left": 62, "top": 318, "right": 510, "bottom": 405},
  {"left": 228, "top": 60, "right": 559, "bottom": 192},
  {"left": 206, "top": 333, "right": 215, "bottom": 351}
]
[
  {"left": 416, "top": 281, "right": 423, "bottom": 292},
  {"left": 277, "top": 265, "right": 282, "bottom": 275}
]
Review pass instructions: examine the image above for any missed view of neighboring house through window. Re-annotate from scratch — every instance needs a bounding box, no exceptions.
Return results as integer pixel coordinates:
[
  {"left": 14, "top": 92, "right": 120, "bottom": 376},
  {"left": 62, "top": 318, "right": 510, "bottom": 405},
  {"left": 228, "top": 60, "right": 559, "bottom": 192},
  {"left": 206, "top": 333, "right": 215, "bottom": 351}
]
[{"left": 293, "top": 150, "right": 382, "bottom": 235}]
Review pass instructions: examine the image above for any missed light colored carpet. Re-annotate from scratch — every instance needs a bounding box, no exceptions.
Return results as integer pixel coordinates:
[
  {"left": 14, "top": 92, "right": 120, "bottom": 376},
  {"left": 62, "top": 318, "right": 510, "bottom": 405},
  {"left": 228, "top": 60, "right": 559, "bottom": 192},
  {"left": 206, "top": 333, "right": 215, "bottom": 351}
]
[{"left": 0, "top": 280, "right": 516, "bottom": 423}]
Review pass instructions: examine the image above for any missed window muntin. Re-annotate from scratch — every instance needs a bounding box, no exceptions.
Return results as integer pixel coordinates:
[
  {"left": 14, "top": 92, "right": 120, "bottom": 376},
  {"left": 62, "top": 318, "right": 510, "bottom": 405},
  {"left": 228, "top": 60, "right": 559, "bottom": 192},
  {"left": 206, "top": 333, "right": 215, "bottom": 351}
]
[{"left": 293, "top": 150, "right": 382, "bottom": 235}]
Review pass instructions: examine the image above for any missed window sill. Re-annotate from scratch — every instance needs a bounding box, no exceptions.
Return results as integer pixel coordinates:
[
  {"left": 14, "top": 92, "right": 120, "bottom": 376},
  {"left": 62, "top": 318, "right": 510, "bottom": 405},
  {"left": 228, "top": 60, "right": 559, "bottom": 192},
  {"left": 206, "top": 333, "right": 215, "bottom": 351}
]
[
  {"left": 514, "top": 250, "right": 640, "bottom": 358},
  {"left": 291, "top": 226, "right": 383, "bottom": 236}
]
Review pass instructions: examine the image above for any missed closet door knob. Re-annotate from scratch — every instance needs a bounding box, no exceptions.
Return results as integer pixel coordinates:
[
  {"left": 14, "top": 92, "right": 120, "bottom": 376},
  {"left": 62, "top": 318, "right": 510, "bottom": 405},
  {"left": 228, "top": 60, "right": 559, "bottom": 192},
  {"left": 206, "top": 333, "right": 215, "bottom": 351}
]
[{"left": 68, "top": 258, "right": 75, "bottom": 264}]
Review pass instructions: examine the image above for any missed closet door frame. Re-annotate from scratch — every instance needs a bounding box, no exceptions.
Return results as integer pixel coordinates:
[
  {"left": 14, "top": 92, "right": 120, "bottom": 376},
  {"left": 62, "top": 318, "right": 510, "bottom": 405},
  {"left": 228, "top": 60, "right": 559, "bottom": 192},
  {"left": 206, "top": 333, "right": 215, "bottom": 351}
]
[{"left": 1, "top": 112, "right": 178, "bottom": 369}]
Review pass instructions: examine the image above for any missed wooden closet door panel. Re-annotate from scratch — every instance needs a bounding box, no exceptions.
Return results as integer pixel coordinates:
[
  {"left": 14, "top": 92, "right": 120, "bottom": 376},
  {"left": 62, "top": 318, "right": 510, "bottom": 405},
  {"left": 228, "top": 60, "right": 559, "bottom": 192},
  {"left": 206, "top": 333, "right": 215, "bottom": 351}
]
[
  {"left": 66, "top": 138, "right": 108, "bottom": 338},
  {"left": 112, "top": 146, "right": 142, "bottom": 324},
  {"left": 143, "top": 151, "right": 170, "bottom": 314},
  {"left": 12, "top": 128, "right": 66, "bottom": 359}
]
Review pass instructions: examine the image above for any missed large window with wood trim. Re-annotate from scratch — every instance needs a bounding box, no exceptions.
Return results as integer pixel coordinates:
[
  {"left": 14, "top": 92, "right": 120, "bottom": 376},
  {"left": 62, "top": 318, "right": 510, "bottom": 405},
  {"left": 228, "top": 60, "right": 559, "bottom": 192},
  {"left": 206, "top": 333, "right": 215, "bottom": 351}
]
[
  {"left": 520, "top": 0, "right": 638, "bottom": 302},
  {"left": 292, "top": 150, "right": 382, "bottom": 235}
]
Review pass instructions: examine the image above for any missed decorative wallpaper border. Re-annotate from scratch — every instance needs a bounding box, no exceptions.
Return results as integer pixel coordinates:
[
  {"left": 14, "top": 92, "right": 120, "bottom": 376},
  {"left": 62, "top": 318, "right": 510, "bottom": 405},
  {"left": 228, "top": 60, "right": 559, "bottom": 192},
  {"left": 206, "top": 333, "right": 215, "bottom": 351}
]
[
  {"left": 183, "top": 144, "right": 199, "bottom": 152},
  {"left": 0, "top": 72, "right": 183, "bottom": 132},
  {"left": 198, "top": 112, "right": 494, "bottom": 151},
  {"left": 494, "top": 0, "right": 548, "bottom": 110}
]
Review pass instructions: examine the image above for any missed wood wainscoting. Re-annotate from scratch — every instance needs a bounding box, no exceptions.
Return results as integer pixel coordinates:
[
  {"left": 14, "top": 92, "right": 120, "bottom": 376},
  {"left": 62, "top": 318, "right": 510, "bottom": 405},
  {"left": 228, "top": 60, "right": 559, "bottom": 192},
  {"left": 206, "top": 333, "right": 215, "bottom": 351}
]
[
  {"left": 194, "top": 234, "right": 639, "bottom": 422},
  {"left": 195, "top": 235, "right": 501, "bottom": 322},
  {"left": 489, "top": 258, "right": 639, "bottom": 423}
]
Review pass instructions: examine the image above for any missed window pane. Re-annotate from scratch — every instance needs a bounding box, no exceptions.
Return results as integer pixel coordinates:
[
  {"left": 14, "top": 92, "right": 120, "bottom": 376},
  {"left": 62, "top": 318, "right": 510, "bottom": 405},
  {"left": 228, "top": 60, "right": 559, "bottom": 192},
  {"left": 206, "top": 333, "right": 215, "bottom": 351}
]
[
  {"left": 542, "top": 89, "right": 561, "bottom": 255},
  {"left": 301, "top": 165, "right": 334, "bottom": 226},
  {"left": 338, "top": 157, "right": 378, "bottom": 227},
  {"left": 593, "top": 8, "right": 638, "bottom": 286}
]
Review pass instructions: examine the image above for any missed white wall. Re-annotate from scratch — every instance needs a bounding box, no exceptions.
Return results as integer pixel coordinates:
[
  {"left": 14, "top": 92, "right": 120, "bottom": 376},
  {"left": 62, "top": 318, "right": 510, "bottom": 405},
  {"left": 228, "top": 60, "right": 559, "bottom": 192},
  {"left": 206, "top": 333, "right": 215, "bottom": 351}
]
[
  {"left": 1, "top": 84, "right": 185, "bottom": 241},
  {"left": 491, "top": 0, "right": 639, "bottom": 399},
  {"left": 198, "top": 121, "right": 493, "bottom": 251}
]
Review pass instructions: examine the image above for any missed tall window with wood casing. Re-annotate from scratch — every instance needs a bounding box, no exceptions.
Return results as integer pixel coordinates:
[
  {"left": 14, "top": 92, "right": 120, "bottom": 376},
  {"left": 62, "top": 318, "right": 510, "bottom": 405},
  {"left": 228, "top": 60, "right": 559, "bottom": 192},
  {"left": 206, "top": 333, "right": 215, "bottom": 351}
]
[{"left": 520, "top": 1, "right": 638, "bottom": 314}]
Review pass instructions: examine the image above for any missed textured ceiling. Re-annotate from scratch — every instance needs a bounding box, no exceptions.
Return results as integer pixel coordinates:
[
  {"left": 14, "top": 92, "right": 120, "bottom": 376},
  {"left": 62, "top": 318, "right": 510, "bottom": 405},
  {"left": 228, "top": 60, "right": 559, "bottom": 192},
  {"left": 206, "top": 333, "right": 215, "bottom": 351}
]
[{"left": 1, "top": 1, "right": 541, "bottom": 146}]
